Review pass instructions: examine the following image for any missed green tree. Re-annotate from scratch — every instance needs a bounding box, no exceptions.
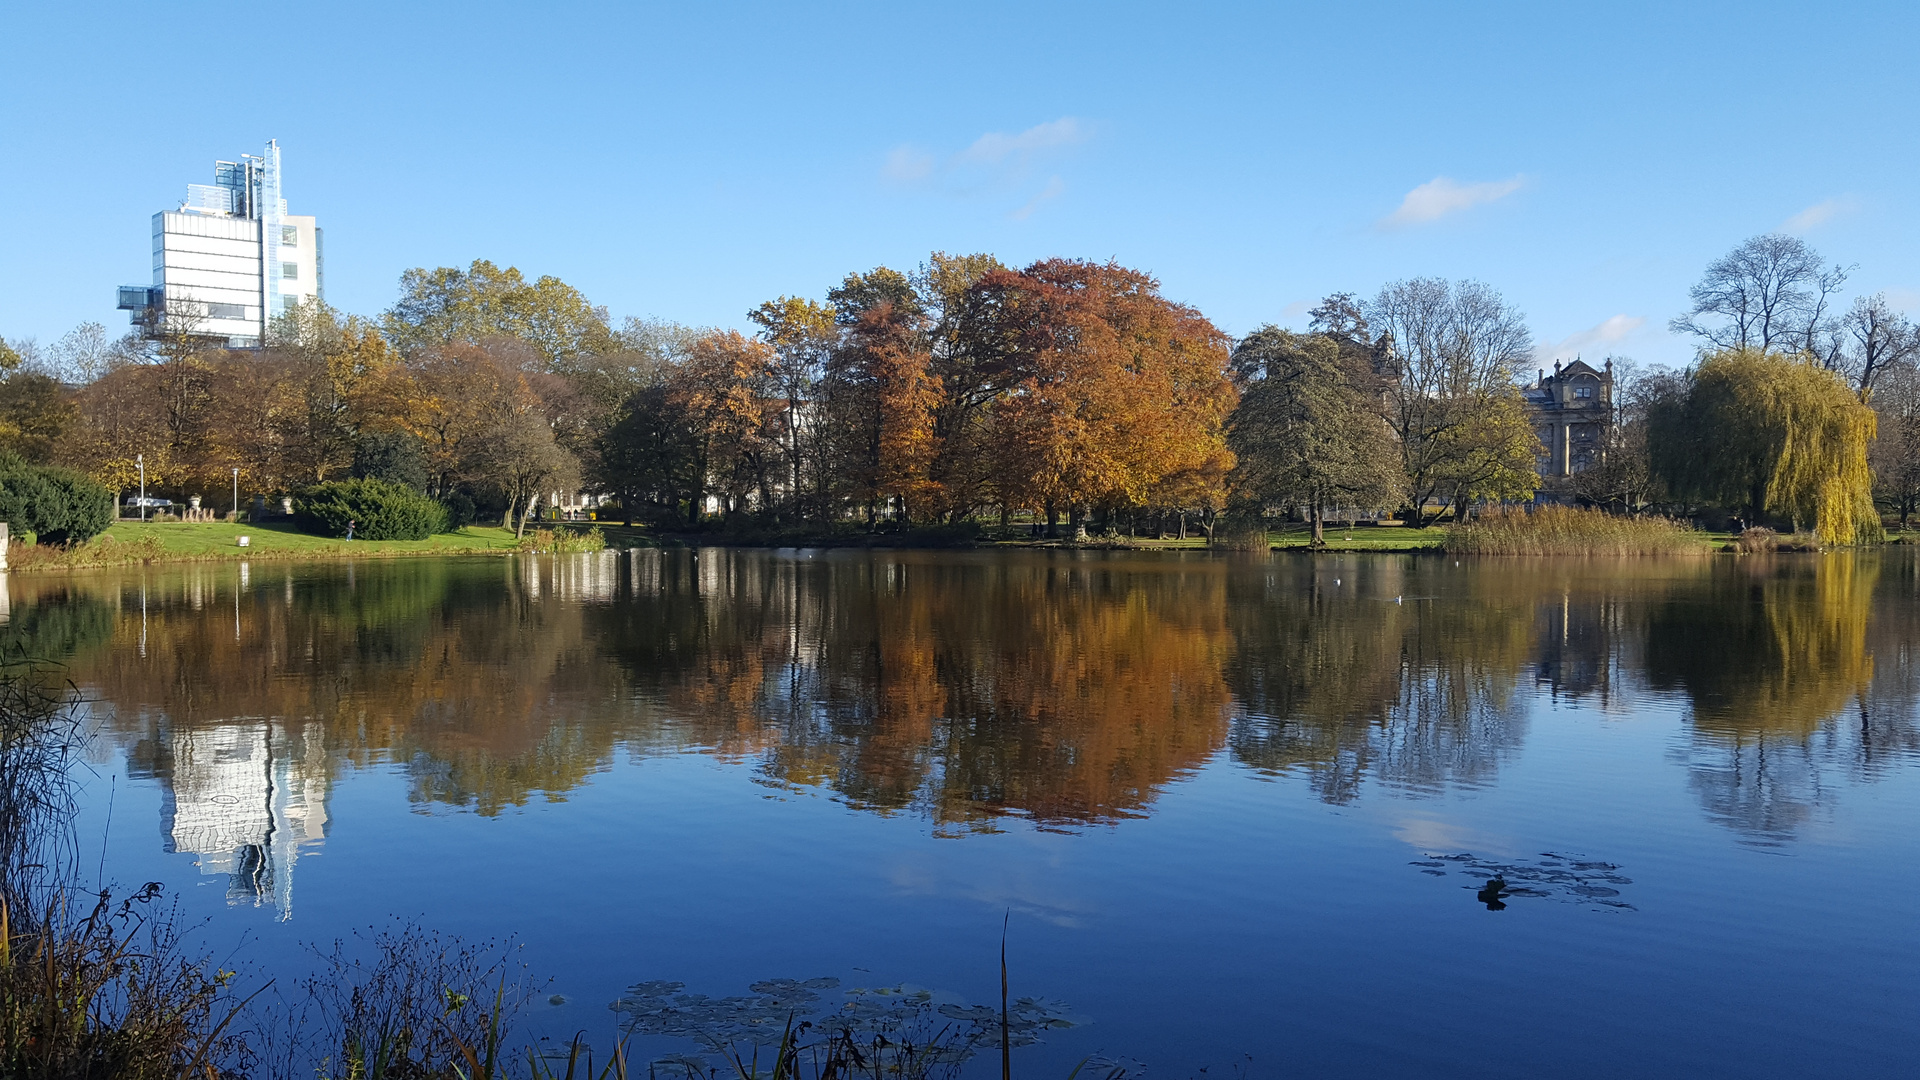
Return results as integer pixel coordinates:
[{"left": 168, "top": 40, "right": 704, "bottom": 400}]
[
  {"left": 1650, "top": 347, "right": 1877, "bottom": 543},
  {"left": 1228, "top": 328, "right": 1404, "bottom": 544},
  {"left": 383, "top": 260, "right": 614, "bottom": 366},
  {"left": 591, "top": 384, "right": 701, "bottom": 523}
]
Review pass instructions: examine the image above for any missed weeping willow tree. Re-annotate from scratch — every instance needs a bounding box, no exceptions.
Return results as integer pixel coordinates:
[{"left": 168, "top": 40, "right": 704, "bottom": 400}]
[{"left": 1650, "top": 348, "right": 1878, "bottom": 544}]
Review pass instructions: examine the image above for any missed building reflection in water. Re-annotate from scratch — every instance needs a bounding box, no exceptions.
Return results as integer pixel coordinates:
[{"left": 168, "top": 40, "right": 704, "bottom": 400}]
[{"left": 135, "top": 720, "right": 329, "bottom": 918}]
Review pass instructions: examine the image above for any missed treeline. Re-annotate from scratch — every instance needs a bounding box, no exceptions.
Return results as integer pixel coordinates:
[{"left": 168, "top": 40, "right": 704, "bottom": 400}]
[{"left": 0, "top": 234, "right": 1913, "bottom": 544}]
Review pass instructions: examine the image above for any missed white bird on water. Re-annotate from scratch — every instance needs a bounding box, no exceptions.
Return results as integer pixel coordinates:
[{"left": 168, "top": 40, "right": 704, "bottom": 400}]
[{"left": 1394, "top": 595, "right": 1403, "bottom": 604}]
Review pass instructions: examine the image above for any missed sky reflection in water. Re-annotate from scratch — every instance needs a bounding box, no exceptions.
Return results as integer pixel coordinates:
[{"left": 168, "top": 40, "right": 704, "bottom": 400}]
[{"left": 11, "top": 549, "right": 1920, "bottom": 1078}]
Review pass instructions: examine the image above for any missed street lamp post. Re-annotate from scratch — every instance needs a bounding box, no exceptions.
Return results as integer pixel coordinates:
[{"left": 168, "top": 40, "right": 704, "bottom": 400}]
[
  {"left": 137, "top": 454, "right": 146, "bottom": 522},
  {"left": 232, "top": 468, "right": 239, "bottom": 520}
]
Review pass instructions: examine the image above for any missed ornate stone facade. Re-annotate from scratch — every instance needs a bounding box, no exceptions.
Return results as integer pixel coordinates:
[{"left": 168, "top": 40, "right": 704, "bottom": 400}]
[{"left": 1524, "top": 358, "right": 1613, "bottom": 479}]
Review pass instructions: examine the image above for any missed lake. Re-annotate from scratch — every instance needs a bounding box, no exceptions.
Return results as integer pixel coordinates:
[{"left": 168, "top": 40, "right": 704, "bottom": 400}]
[{"left": 9, "top": 548, "right": 1919, "bottom": 1077}]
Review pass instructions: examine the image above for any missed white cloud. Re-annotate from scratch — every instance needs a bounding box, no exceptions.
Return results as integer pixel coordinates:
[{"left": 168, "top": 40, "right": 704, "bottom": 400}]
[
  {"left": 957, "top": 117, "right": 1088, "bottom": 167},
  {"left": 1537, "top": 314, "right": 1646, "bottom": 362},
  {"left": 1393, "top": 816, "right": 1517, "bottom": 856},
  {"left": 1782, "top": 196, "right": 1857, "bottom": 233},
  {"left": 1380, "top": 174, "right": 1526, "bottom": 228},
  {"left": 1010, "top": 176, "right": 1066, "bottom": 220},
  {"left": 882, "top": 145, "right": 935, "bottom": 183},
  {"left": 1281, "top": 299, "right": 1313, "bottom": 321},
  {"left": 881, "top": 117, "right": 1089, "bottom": 218}
]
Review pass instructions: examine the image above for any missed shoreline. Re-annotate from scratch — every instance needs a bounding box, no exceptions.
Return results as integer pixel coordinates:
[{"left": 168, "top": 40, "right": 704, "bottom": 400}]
[{"left": 8, "top": 520, "right": 1874, "bottom": 574}]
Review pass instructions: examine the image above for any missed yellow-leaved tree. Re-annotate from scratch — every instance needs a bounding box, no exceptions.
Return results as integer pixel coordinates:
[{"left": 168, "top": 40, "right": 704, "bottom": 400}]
[{"left": 1650, "top": 347, "right": 1877, "bottom": 545}]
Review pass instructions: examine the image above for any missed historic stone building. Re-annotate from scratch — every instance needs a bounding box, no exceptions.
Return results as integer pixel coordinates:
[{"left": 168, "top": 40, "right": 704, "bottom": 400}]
[{"left": 1524, "top": 358, "right": 1613, "bottom": 480}]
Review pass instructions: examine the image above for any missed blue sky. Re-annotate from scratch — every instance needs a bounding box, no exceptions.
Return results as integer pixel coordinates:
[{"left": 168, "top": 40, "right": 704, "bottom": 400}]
[{"left": 3, "top": 1, "right": 1916, "bottom": 368}]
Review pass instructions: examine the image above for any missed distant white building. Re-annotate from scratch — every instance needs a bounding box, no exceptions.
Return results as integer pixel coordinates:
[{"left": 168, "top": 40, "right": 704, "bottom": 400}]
[{"left": 117, "top": 139, "right": 323, "bottom": 347}]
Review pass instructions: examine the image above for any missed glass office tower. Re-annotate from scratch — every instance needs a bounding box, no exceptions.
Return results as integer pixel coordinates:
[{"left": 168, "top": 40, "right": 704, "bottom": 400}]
[{"left": 117, "top": 140, "right": 323, "bottom": 347}]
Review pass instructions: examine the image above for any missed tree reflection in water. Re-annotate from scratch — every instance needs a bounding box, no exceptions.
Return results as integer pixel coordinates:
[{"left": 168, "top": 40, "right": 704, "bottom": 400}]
[
  {"left": 1649, "top": 554, "right": 1920, "bottom": 843},
  {"left": 10, "top": 548, "right": 1920, "bottom": 870}
]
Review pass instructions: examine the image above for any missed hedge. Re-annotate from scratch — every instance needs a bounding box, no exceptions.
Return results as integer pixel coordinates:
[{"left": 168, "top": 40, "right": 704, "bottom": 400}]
[
  {"left": 0, "top": 454, "right": 114, "bottom": 544},
  {"left": 296, "top": 478, "right": 451, "bottom": 541}
]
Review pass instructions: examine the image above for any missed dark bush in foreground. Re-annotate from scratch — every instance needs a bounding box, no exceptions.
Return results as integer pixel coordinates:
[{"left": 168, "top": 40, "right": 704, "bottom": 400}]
[
  {"left": 0, "top": 454, "right": 113, "bottom": 544},
  {"left": 297, "top": 478, "right": 450, "bottom": 540}
]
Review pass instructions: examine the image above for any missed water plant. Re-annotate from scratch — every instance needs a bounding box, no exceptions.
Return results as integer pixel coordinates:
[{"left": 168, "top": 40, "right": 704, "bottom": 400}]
[
  {"left": 517, "top": 528, "right": 608, "bottom": 554},
  {"left": 613, "top": 976, "right": 1081, "bottom": 1080},
  {"left": 255, "top": 919, "right": 540, "bottom": 1080},
  {"left": 1444, "top": 504, "right": 1704, "bottom": 556}
]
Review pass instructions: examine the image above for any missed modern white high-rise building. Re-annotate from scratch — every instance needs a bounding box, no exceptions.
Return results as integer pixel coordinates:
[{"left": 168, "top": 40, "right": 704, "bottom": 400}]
[{"left": 117, "top": 139, "right": 323, "bottom": 347}]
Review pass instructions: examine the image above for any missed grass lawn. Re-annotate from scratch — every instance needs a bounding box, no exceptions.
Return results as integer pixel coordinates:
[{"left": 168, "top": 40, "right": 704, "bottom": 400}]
[
  {"left": 101, "top": 520, "right": 526, "bottom": 556},
  {"left": 1266, "top": 524, "right": 1451, "bottom": 551},
  {"left": 0, "top": 521, "right": 541, "bottom": 570}
]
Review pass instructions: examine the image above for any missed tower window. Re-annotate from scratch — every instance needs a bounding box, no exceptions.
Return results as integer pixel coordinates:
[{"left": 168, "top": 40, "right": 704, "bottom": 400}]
[
  {"left": 282, "top": 262, "right": 299, "bottom": 280},
  {"left": 281, "top": 226, "right": 298, "bottom": 246},
  {"left": 1574, "top": 385, "right": 1594, "bottom": 399}
]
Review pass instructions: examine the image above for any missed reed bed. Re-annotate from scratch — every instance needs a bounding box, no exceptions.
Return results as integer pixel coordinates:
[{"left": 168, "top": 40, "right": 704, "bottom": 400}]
[{"left": 1445, "top": 505, "right": 1707, "bottom": 556}]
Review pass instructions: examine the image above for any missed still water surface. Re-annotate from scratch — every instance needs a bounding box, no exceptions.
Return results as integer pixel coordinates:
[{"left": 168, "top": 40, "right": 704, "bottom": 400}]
[{"left": 9, "top": 549, "right": 1920, "bottom": 1077}]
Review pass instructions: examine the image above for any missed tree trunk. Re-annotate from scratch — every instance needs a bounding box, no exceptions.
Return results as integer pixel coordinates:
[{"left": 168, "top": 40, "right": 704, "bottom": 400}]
[
  {"left": 1045, "top": 503, "right": 1059, "bottom": 539},
  {"left": 1177, "top": 512, "right": 1187, "bottom": 540},
  {"left": 501, "top": 494, "right": 518, "bottom": 529},
  {"left": 1311, "top": 502, "right": 1324, "bottom": 546}
]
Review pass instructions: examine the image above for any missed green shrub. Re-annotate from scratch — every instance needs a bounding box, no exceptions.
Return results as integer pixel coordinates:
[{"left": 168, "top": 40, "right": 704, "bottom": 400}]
[
  {"left": 0, "top": 454, "right": 113, "bottom": 544},
  {"left": 297, "top": 478, "right": 451, "bottom": 541}
]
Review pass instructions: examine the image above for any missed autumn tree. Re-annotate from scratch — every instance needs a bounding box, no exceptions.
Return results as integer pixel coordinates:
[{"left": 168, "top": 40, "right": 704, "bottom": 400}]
[
  {"left": 671, "top": 331, "right": 782, "bottom": 521},
  {"left": 817, "top": 288, "right": 943, "bottom": 525},
  {"left": 470, "top": 408, "right": 579, "bottom": 536},
  {"left": 915, "top": 252, "right": 1009, "bottom": 517},
  {"left": 1650, "top": 348, "right": 1877, "bottom": 543},
  {"left": 1366, "top": 278, "right": 1539, "bottom": 524},
  {"left": 0, "top": 336, "right": 76, "bottom": 463},
  {"left": 978, "top": 260, "right": 1236, "bottom": 536},
  {"left": 402, "top": 340, "right": 546, "bottom": 500},
  {"left": 748, "top": 296, "right": 838, "bottom": 519},
  {"left": 1228, "top": 327, "right": 1403, "bottom": 544}
]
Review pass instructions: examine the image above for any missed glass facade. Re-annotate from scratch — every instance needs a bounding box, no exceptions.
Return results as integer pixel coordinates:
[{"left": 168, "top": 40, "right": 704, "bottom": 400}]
[{"left": 118, "top": 140, "right": 319, "bottom": 347}]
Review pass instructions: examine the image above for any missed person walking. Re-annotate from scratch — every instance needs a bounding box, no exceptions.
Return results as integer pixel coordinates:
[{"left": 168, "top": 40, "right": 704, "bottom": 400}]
[{"left": 346, "top": 519, "right": 356, "bottom": 541}]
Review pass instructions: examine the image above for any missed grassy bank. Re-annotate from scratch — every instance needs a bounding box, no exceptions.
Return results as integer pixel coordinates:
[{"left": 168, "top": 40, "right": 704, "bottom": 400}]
[
  {"left": 7, "top": 521, "right": 609, "bottom": 572},
  {"left": 1445, "top": 505, "right": 1712, "bottom": 556},
  {"left": 1265, "top": 524, "right": 1450, "bottom": 551}
]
